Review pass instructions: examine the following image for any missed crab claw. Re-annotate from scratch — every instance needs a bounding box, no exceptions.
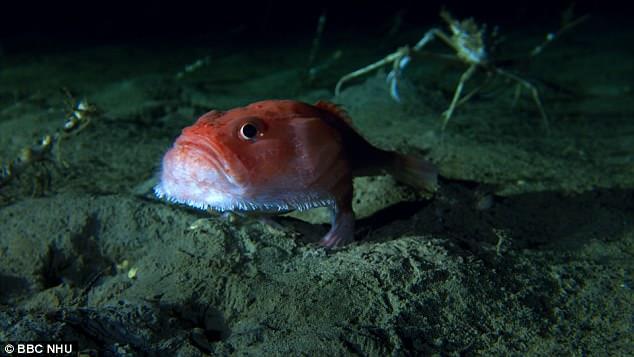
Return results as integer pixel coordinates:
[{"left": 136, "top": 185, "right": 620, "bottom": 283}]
[
  {"left": 386, "top": 55, "right": 411, "bottom": 102},
  {"left": 386, "top": 70, "right": 400, "bottom": 102}
]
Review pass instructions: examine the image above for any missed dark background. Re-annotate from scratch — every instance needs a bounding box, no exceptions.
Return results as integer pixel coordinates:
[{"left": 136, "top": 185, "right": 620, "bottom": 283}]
[{"left": 0, "top": 0, "right": 625, "bottom": 53}]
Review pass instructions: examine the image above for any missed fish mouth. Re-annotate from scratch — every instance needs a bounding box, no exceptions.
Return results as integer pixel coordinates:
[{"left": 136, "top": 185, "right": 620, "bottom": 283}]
[
  {"left": 176, "top": 137, "right": 227, "bottom": 175},
  {"left": 175, "top": 135, "right": 245, "bottom": 188},
  {"left": 154, "top": 135, "right": 244, "bottom": 209}
]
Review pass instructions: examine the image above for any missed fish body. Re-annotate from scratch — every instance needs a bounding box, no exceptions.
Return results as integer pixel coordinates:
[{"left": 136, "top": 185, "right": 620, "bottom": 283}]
[{"left": 155, "top": 100, "right": 437, "bottom": 247}]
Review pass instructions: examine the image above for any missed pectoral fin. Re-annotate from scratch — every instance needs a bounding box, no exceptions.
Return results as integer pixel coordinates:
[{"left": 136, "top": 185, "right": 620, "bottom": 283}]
[{"left": 319, "top": 178, "right": 355, "bottom": 248}]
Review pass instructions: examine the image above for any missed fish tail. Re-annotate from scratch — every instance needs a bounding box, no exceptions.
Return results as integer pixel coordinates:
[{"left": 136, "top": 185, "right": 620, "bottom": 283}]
[{"left": 388, "top": 153, "right": 438, "bottom": 193}]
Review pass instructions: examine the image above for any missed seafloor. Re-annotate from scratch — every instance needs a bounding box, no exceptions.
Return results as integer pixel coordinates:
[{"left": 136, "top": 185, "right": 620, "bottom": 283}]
[{"left": 0, "top": 11, "right": 632, "bottom": 356}]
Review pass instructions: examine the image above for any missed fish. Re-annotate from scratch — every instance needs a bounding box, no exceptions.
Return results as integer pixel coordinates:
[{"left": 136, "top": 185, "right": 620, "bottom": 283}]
[{"left": 154, "top": 100, "right": 437, "bottom": 248}]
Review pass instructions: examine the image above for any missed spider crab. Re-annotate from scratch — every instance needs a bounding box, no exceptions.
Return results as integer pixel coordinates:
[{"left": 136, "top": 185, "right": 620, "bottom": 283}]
[{"left": 335, "top": 10, "right": 549, "bottom": 130}]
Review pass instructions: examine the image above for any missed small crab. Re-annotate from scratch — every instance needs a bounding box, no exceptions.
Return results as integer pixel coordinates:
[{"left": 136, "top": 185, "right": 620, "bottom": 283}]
[{"left": 336, "top": 10, "right": 550, "bottom": 130}]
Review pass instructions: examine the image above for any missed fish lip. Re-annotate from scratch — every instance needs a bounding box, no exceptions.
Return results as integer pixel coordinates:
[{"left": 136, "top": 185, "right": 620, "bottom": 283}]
[
  {"left": 177, "top": 137, "right": 225, "bottom": 172},
  {"left": 175, "top": 135, "right": 241, "bottom": 187}
]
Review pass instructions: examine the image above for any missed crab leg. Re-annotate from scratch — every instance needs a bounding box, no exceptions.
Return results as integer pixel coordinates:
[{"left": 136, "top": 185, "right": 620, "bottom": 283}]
[
  {"left": 413, "top": 28, "right": 442, "bottom": 51},
  {"left": 335, "top": 48, "right": 409, "bottom": 96},
  {"left": 456, "top": 73, "right": 493, "bottom": 107},
  {"left": 496, "top": 68, "right": 549, "bottom": 130},
  {"left": 442, "top": 63, "right": 476, "bottom": 130}
]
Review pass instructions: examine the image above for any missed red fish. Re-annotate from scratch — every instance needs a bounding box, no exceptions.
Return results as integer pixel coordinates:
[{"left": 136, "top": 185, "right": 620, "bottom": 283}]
[{"left": 155, "top": 100, "right": 437, "bottom": 248}]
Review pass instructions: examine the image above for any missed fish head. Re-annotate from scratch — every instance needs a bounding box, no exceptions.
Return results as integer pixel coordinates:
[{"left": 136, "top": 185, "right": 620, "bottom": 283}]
[{"left": 154, "top": 101, "right": 336, "bottom": 211}]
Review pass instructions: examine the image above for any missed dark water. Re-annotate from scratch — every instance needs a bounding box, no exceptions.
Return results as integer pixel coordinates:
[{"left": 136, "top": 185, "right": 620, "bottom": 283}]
[{"left": 1, "top": 1, "right": 632, "bottom": 355}]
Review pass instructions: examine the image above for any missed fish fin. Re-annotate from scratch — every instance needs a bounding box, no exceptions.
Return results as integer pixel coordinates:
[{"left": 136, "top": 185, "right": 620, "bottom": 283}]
[
  {"left": 314, "top": 101, "right": 354, "bottom": 126},
  {"left": 319, "top": 177, "right": 355, "bottom": 248},
  {"left": 320, "top": 208, "right": 355, "bottom": 248},
  {"left": 388, "top": 153, "right": 439, "bottom": 193}
]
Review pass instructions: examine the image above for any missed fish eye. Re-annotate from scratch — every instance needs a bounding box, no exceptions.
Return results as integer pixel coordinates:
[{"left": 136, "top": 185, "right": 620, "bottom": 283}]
[{"left": 239, "top": 122, "right": 259, "bottom": 140}]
